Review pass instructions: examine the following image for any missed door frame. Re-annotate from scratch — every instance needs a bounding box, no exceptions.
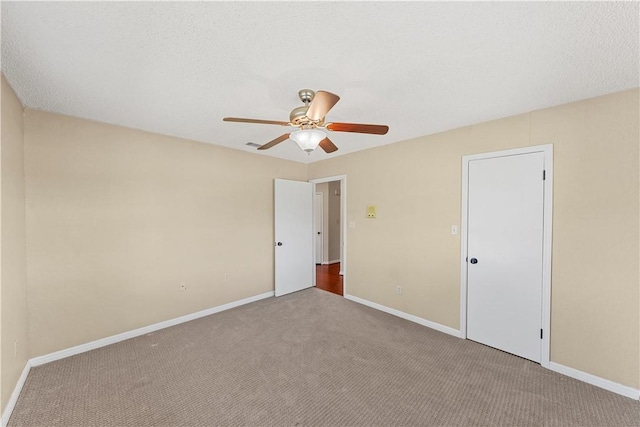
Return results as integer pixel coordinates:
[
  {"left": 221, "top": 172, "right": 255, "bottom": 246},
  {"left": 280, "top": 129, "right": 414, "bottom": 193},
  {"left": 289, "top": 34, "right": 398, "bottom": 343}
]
[
  {"left": 309, "top": 175, "right": 347, "bottom": 295},
  {"left": 459, "top": 144, "right": 553, "bottom": 367},
  {"left": 314, "top": 192, "right": 324, "bottom": 264}
]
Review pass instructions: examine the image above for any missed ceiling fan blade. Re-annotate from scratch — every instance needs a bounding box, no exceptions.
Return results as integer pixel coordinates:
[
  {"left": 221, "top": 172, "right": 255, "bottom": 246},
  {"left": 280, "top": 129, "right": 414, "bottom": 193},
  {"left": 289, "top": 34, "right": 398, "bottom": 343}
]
[
  {"left": 325, "top": 122, "right": 389, "bottom": 135},
  {"left": 257, "top": 133, "right": 290, "bottom": 150},
  {"left": 223, "top": 117, "right": 290, "bottom": 126},
  {"left": 306, "top": 91, "right": 340, "bottom": 121},
  {"left": 318, "top": 137, "right": 338, "bottom": 153}
]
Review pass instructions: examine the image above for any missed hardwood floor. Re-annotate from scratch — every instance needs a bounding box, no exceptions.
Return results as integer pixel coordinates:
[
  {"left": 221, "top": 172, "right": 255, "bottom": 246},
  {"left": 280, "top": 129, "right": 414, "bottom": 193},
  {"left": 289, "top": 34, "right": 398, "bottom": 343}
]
[{"left": 315, "top": 263, "right": 343, "bottom": 296}]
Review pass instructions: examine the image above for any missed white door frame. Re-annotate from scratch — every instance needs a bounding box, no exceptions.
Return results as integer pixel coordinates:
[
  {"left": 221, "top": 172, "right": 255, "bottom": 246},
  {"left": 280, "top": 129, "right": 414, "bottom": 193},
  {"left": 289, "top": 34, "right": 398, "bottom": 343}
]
[
  {"left": 314, "top": 192, "right": 324, "bottom": 264},
  {"left": 460, "top": 144, "right": 553, "bottom": 367},
  {"left": 310, "top": 175, "right": 347, "bottom": 295}
]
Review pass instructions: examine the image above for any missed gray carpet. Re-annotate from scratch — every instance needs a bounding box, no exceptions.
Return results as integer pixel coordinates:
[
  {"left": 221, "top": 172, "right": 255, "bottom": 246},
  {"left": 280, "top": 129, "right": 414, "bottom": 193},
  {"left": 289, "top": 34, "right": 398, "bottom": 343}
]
[{"left": 9, "top": 288, "right": 639, "bottom": 426}]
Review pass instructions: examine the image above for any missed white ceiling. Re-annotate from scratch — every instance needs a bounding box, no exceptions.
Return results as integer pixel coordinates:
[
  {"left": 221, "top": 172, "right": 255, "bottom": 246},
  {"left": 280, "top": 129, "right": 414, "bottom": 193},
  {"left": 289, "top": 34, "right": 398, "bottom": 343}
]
[{"left": 1, "top": 2, "right": 638, "bottom": 164}]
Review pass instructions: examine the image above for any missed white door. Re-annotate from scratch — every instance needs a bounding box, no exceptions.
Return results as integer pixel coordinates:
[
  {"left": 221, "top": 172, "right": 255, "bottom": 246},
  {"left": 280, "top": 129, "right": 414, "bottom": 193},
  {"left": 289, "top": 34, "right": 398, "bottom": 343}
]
[
  {"left": 314, "top": 193, "right": 324, "bottom": 264},
  {"left": 274, "top": 179, "right": 314, "bottom": 297},
  {"left": 466, "top": 152, "right": 545, "bottom": 362}
]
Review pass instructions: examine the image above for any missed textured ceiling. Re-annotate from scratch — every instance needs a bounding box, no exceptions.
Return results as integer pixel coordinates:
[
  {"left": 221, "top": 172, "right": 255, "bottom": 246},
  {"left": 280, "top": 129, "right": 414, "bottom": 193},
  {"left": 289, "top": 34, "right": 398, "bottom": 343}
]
[{"left": 1, "top": 2, "right": 638, "bottom": 164}]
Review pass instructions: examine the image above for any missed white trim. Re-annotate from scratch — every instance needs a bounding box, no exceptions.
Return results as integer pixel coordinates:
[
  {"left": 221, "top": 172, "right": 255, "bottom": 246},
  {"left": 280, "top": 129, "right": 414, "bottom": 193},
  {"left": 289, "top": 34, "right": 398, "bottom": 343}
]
[
  {"left": 540, "top": 146, "right": 553, "bottom": 367},
  {"left": 29, "top": 291, "right": 274, "bottom": 367},
  {"left": 1, "top": 363, "right": 31, "bottom": 427},
  {"left": 314, "top": 192, "right": 324, "bottom": 265},
  {"left": 2, "top": 291, "right": 274, "bottom": 425},
  {"left": 3, "top": 290, "right": 636, "bottom": 426},
  {"left": 322, "top": 259, "right": 340, "bottom": 265},
  {"left": 548, "top": 362, "right": 640, "bottom": 400},
  {"left": 345, "top": 294, "right": 463, "bottom": 338},
  {"left": 459, "top": 144, "right": 553, "bottom": 367},
  {"left": 345, "top": 293, "right": 639, "bottom": 401},
  {"left": 460, "top": 156, "right": 469, "bottom": 339},
  {"left": 310, "top": 175, "right": 347, "bottom": 295},
  {"left": 309, "top": 174, "right": 346, "bottom": 184}
]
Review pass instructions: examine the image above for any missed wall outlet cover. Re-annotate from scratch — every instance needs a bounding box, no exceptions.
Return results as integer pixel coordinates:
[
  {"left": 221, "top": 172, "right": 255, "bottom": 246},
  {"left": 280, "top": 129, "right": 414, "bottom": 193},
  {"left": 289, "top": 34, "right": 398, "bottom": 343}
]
[{"left": 367, "top": 205, "right": 377, "bottom": 218}]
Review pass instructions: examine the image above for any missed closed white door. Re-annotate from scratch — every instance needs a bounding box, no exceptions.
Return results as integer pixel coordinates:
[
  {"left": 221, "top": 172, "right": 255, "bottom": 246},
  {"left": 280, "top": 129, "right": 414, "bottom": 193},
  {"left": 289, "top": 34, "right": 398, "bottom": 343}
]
[
  {"left": 314, "top": 193, "right": 323, "bottom": 264},
  {"left": 467, "top": 152, "right": 545, "bottom": 362},
  {"left": 274, "top": 179, "right": 314, "bottom": 297}
]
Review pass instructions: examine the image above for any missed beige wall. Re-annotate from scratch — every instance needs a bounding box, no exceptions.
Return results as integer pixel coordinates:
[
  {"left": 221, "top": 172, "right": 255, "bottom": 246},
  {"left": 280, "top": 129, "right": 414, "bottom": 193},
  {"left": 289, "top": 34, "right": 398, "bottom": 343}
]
[
  {"left": 1, "top": 78, "right": 637, "bottom": 404},
  {"left": 309, "top": 89, "right": 640, "bottom": 389},
  {"left": 24, "top": 110, "right": 307, "bottom": 357},
  {"left": 530, "top": 90, "right": 639, "bottom": 387},
  {"left": 1, "top": 75, "right": 29, "bottom": 412},
  {"left": 328, "top": 181, "right": 341, "bottom": 262}
]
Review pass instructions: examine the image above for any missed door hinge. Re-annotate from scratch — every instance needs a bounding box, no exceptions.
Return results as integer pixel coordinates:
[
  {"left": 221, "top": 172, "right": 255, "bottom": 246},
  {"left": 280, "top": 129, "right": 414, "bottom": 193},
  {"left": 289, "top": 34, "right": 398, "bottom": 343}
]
[
  {"left": 543, "top": 170, "right": 546, "bottom": 180},
  {"left": 465, "top": 257, "right": 468, "bottom": 262},
  {"left": 540, "top": 329, "right": 543, "bottom": 339}
]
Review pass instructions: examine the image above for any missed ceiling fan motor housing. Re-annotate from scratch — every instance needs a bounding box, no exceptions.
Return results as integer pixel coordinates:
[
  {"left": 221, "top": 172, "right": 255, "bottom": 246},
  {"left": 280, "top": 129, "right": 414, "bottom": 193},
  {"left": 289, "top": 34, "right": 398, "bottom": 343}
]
[
  {"left": 290, "top": 89, "right": 320, "bottom": 126},
  {"left": 289, "top": 106, "right": 309, "bottom": 124}
]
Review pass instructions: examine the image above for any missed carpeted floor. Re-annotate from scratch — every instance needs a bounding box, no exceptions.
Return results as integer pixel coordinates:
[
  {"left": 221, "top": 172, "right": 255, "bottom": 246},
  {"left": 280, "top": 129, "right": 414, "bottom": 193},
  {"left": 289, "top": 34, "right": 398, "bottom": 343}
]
[{"left": 9, "top": 288, "right": 640, "bottom": 426}]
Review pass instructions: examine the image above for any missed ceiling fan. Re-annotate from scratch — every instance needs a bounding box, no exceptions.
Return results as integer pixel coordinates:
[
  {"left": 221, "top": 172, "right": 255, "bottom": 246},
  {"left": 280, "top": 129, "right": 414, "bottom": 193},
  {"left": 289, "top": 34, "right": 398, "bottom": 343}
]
[{"left": 223, "top": 89, "right": 389, "bottom": 153}]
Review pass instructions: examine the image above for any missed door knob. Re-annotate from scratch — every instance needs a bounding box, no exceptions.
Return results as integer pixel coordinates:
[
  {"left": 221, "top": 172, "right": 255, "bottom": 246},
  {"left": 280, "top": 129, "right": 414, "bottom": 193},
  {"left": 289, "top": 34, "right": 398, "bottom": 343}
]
[
  {"left": 276, "top": 242, "right": 283, "bottom": 246},
  {"left": 317, "top": 232, "right": 321, "bottom": 235},
  {"left": 470, "top": 258, "right": 478, "bottom": 264}
]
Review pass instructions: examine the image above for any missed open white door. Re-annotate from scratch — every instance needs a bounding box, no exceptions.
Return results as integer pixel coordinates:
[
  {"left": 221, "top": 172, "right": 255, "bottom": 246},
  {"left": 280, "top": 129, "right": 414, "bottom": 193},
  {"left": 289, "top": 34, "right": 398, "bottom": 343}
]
[{"left": 274, "top": 179, "right": 314, "bottom": 297}]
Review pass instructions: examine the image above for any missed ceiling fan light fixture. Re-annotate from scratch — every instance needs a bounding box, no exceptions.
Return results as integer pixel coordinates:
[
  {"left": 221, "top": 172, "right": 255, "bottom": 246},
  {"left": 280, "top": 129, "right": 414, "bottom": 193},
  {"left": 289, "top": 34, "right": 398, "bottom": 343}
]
[
  {"left": 290, "top": 129, "right": 326, "bottom": 152},
  {"left": 223, "top": 89, "right": 389, "bottom": 153}
]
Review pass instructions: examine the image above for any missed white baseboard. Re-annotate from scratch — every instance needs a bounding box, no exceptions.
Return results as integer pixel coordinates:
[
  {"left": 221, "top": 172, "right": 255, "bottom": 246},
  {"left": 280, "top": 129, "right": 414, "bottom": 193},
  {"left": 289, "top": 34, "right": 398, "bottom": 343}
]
[
  {"left": 1, "top": 362, "right": 31, "bottom": 427},
  {"left": 344, "top": 293, "right": 463, "bottom": 338},
  {"left": 5, "top": 290, "right": 636, "bottom": 427},
  {"left": 30, "top": 291, "right": 274, "bottom": 367},
  {"left": 344, "top": 294, "right": 639, "bottom": 401},
  {"left": 548, "top": 362, "right": 640, "bottom": 400},
  {"left": 2, "top": 291, "right": 274, "bottom": 425}
]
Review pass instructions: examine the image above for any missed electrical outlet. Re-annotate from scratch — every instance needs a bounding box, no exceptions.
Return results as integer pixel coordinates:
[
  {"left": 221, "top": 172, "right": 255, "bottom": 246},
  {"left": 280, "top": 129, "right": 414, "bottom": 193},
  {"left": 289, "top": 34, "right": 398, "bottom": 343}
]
[
  {"left": 224, "top": 273, "right": 230, "bottom": 282},
  {"left": 396, "top": 285, "right": 402, "bottom": 295},
  {"left": 179, "top": 282, "right": 187, "bottom": 291},
  {"left": 367, "top": 205, "right": 377, "bottom": 218}
]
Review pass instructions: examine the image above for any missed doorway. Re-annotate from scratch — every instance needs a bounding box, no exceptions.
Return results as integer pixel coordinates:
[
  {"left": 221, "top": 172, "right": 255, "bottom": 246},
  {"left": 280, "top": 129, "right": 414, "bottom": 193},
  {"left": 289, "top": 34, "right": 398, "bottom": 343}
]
[
  {"left": 460, "top": 145, "right": 553, "bottom": 366},
  {"left": 310, "top": 175, "right": 347, "bottom": 296}
]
